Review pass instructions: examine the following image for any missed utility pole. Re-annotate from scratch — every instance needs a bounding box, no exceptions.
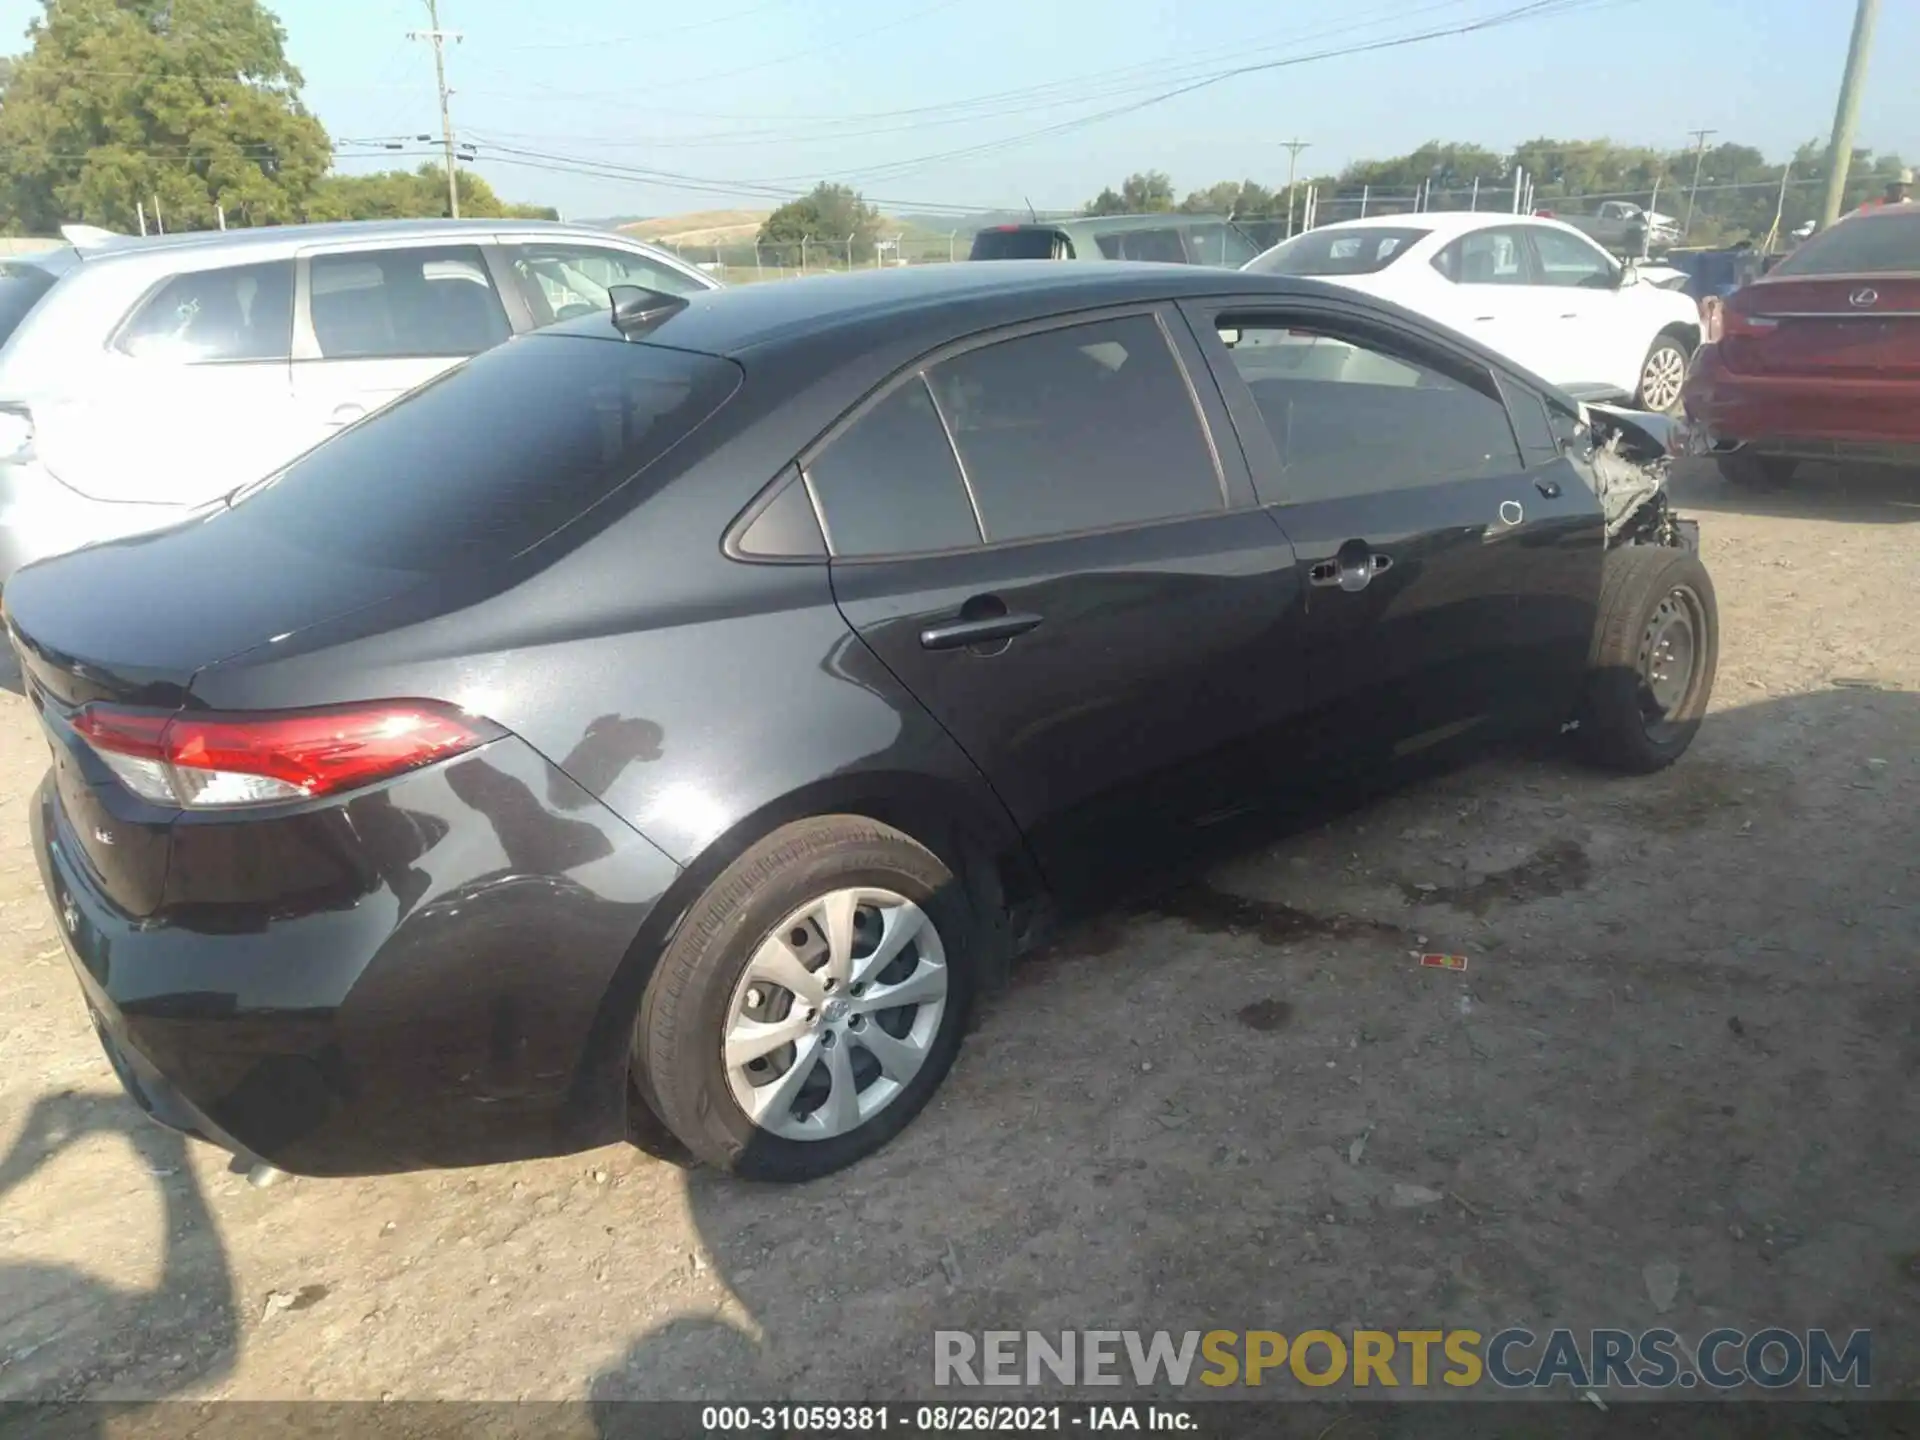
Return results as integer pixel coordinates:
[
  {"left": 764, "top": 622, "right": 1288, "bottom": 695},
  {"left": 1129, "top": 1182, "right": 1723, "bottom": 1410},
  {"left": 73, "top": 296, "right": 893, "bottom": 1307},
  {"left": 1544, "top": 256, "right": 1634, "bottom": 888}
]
[
  {"left": 409, "top": 0, "right": 463, "bottom": 219},
  {"left": 1281, "top": 139, "right": 1310, "bottom": 238},
  {"left": 1683, "top": 127, "right": 1717, "bottom": 237},
  {"left": 1818, "top": 0, "right": 1880, "bottom": 228}
]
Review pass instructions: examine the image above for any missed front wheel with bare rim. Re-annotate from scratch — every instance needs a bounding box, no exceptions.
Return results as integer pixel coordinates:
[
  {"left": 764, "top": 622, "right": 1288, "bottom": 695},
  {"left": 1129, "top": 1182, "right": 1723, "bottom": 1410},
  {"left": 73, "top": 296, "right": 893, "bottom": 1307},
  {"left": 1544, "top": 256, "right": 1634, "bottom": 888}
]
[
  {"left": 635, "top": 815, "right": 976, "bottom": 1181},
  {"left": 1575, "top": 545, "right": 1719, "bottom": 774}
]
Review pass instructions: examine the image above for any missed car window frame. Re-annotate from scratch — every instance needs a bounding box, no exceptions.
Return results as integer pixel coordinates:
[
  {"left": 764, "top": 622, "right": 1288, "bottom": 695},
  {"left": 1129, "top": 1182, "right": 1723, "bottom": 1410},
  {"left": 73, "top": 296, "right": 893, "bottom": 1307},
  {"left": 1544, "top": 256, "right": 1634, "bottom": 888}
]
[
  {"left": 1431, "top": 224, "right": 1541, "bottom": 287},
  {"left": 291, "top": 238, "right": 518, "bottom": 364},
  {"left": 1523, "top": 223, "right": 1621, "bottom": 291},
  {"left": 727, "top": 302, "right": 1249, "bottom": 566},
  {"left": 1180, "top": 295, "right": 1529, "bottom": 508},
  {"left": 107, "top": 257, "right": 299, "bottom": 366}
]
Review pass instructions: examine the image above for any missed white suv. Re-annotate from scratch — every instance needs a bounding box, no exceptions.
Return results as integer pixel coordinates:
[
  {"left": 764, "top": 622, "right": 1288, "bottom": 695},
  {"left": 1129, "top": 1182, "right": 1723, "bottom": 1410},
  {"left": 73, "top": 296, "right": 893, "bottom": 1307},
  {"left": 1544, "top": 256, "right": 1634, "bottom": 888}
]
[
  {"left": 0, "top": 218, "right": 717, "bottom": 586},
  {"left": 1244, "top": 213, "right": 1701, "bottom": 413}
]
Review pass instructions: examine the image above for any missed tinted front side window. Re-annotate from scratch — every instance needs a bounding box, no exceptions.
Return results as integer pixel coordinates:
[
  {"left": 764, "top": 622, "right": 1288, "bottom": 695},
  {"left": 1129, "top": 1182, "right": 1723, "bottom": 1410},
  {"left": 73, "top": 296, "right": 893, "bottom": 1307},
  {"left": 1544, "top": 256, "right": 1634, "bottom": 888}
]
[
  {"left": 1772, "top": 211, "right": 1920, "bottom": 275},
  {"left": 1217, "top": 318, "right": 1522, "bottom": 503},
  {"left": 1093, "top": 229, "right": 1187, "bottom": 264},
  {"left": 309, "top": 245, "right": 511, "bottom": 360},
  {"left": 118, "top": 260, "right": 294, "bottom": 362},
  {"left": 926, "top": 314, "right": 1221, "bottom": 543},
  {"left": 806, "top": 376, "right": 981, "bottom": 557},
  {"left": 1530, "top": 227, "right": 1616, "bottom": 289},
  {"left": 1245, "top": 227, "right": 1426, "bottom": 277},
  {"left": 224, "top": 336, "right": 741, "bottom": 569}
]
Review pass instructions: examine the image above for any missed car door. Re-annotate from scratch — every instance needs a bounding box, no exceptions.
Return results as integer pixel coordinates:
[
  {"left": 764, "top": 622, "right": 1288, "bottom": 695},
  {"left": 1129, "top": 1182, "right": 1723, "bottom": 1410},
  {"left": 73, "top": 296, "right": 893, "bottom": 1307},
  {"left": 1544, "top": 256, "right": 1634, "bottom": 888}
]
[
  {"left": 290, "top": 241, "right": 514, "bottom": 450},
  {"left": 1184, "top": 300, "right": 1604, "bottom": 766},
  {"left": 811, "top": 308, "right": 1306, "bottom": 897},
  {"left": 1522, "top": 224, "right": 1645, "bottom": 394},
  {"left": 496, "top": 238, "right": 713, "bottom": 330},
  {"left": 1427, "top": 224, "right": 1559, "bottom": 377}
]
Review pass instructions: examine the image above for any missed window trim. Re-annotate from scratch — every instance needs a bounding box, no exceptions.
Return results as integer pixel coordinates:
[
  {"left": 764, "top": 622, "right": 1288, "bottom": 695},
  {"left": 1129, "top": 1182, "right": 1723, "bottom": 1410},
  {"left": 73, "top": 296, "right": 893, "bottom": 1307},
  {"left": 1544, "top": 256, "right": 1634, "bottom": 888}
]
[
  {"left": 788, "top": 303, "right": 1236, "bottom": 564},
  {"left": 107, "top": 258, "right": 298, "bottom": 366},
  {"left": 724, "top": 464, "right": 831, "bottom": 565},
  {"left": 1183, "top": 297, "right": 1528, "bottom": 509}
]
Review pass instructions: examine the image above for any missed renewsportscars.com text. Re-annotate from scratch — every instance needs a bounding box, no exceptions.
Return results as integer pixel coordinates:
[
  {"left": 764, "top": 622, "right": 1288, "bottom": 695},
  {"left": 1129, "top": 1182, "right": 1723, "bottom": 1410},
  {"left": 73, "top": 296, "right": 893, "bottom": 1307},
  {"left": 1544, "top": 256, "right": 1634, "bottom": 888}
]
[{"left": 933, "top": 1328, "right": 1871, "bottom": 1392}]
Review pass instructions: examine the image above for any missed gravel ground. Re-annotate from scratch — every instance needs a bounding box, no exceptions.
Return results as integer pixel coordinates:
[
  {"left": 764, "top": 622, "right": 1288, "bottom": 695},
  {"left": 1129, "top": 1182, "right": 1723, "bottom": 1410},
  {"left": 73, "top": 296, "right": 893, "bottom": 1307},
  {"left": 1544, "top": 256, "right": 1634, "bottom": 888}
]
[{"left": 0, "top": 459, "right": 1916, "bottom": 1410}]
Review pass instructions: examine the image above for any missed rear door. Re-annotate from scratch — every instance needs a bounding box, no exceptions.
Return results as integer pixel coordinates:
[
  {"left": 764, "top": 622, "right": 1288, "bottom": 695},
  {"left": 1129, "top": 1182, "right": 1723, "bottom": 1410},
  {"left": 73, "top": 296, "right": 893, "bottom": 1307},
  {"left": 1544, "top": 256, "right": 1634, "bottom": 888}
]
[
  {"left": 1185, "top": 300, "right": 1602, "bottom": 764},
  {"left": 1427, "top": 224, "right": 1559, "bottom": 378},
  {"left": 813, "top": 307, "right": 1305, "bottom": 896},
  {"left": 290, "top": 240, "right": 514, "bottom": 450}
]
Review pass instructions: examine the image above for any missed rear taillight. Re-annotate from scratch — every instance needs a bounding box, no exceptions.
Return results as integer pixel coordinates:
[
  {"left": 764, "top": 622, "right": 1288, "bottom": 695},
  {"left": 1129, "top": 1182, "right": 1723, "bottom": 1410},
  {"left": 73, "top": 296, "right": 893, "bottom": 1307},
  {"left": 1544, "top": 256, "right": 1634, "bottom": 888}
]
[
  {"left": 72, "top": 701, "right": 499, "bottom": 809},
  {"left": 1702, "top": 294, "right": 1777, "bottom": 345}
]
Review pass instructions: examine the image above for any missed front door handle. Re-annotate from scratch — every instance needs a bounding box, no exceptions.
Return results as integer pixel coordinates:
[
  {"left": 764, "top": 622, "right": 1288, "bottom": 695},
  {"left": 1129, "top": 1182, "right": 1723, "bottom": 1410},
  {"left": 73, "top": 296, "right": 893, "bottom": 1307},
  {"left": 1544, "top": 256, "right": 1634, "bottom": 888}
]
[
  {"left": 920, "top": 609, "right": 1044, "bottom": 651},
  {"left": 1309, "top": 549, "right": 1393, "bottom": 592}
]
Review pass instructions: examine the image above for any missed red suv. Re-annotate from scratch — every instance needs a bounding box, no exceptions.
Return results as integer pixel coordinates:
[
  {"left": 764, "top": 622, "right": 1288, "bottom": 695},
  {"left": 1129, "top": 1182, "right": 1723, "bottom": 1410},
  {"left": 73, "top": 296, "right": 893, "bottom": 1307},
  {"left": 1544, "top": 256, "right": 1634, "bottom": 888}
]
[{"left": 1685, "top": 207, "right": 1919, "bottom": 487}]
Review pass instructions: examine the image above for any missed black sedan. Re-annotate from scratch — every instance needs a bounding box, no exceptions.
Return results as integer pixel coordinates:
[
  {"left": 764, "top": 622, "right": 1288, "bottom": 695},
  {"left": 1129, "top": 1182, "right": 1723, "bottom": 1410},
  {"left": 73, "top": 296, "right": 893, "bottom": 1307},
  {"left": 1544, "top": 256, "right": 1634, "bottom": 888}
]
[{"left": 5, "top": 262, "right": 1717, "bottom": 1183}]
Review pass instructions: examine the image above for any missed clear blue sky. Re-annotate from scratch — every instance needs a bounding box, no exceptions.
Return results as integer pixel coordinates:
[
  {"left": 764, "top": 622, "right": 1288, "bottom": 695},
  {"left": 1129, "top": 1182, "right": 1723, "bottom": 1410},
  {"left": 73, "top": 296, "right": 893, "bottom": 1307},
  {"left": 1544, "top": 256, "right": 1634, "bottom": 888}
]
[{"left": 2, "top": 0, "right": 1914, "bottom": 220}]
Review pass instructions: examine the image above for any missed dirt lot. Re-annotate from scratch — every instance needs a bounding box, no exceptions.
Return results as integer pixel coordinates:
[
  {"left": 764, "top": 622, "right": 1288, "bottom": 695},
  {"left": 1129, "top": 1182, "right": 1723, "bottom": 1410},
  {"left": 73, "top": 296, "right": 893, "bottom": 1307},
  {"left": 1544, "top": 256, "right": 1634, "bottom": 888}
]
[{"left": 1, "top": 460, "right": 1916, "bottom": 1411}]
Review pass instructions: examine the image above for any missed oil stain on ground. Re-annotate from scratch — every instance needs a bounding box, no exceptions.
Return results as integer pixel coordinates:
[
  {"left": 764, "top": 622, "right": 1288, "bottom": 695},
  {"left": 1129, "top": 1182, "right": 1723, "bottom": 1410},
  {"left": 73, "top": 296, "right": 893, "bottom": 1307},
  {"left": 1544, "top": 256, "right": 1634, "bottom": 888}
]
[
  {"left": 1236, "top": 998, "right": 1294, "bottom": 1032},
  {"left": 1148, "top": 883, "right": 1413, "bottom": 945},
  {"left": 1401, "top": 839, "right": 1593, "bottom": 916}
]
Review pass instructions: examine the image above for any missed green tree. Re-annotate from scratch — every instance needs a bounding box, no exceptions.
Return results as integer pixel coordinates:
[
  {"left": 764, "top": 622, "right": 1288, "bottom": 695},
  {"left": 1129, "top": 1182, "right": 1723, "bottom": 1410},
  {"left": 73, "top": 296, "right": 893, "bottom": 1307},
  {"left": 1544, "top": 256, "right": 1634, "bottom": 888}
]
[
  {"left": 307, "top": 164, "right": 556, "bottom": 222},
  {"left": 1179, "top": 179, "right": 1277, "bottom": 217},
  {"left": 757, "top": 182, "right": 881, "bottom": 263},
  {"left": 0, "top": 0, "right": 332, "bottom": 233},
  {"left": 1083, "top": 171, "right": 1175, "bottom": 216}
]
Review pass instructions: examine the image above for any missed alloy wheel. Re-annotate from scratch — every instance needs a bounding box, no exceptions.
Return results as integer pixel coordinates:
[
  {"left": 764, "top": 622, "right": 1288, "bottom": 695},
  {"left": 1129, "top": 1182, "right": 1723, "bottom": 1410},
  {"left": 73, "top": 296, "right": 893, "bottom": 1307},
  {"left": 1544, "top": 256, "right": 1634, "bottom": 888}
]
[
  {"left": 721, "top": 887, "right": 949, "bottom": 1141},
  {"left": 1640, "top": 343, "right": 1687, "bottom": 412}
]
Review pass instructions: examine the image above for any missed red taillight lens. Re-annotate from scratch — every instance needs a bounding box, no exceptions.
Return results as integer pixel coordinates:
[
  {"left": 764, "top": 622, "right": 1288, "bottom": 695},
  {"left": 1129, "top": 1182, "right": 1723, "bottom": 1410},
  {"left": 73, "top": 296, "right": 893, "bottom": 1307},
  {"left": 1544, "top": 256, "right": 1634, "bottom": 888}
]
[{"left": 72, "top": 701, "right": 498, "bottom": 809}]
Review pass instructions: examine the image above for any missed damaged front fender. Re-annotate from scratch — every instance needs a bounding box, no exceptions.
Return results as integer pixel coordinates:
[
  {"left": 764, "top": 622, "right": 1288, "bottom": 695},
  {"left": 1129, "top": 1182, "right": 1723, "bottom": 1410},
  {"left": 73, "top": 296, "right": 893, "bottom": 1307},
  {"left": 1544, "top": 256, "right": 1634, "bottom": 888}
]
[{"left": 1574, "top": 402, "right": 1701, "bottom": 551}]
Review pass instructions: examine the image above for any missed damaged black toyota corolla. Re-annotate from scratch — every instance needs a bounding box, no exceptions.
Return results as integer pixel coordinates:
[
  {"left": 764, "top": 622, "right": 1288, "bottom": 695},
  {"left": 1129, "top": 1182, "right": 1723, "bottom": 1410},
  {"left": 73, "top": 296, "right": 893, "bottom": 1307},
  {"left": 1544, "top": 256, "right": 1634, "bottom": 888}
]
[{"left": 4, "top": 263, "right": 1715, "bottom": 1183}]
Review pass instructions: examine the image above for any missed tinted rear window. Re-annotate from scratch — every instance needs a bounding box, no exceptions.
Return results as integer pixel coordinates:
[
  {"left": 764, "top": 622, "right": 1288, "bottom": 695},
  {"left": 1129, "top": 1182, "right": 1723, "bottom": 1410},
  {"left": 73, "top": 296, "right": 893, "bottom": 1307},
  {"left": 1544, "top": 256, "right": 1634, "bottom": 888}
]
[
  {"left": 0, "top": 261, "right": 61, "bottom": 349},
  {"left": 970, "top": 229, "right": 1070, "bottom": 261},
  {"left": 224, "top": 335, "right": 741, "bottom": 570},
  {"left": 1772, "top": 211, "right": 1920, "bottom": 276},
  {"left": 1246, "top": 227, "right": 1428, "bottom": 277}
]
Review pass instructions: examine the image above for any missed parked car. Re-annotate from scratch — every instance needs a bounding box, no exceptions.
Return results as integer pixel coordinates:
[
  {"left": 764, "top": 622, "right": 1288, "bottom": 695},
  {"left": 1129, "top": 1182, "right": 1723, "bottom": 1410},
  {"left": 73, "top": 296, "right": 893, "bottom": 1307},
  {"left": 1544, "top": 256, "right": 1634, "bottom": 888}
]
[
  {"left": 7, "top": 261, "right": 1716, "bottom": 1184},
  {"left": 0, "top": 218, "right": 718, "bottom": 587},
  {"left": 1244, "top": 213, "right": 1703, "bottom": 413},
  {"left": 969, "top": 214, "right": 1260, "bottom": 268},
  {"left": 1535, "top": 200, "right": 1681, "bottom": 258},
  {"left": 1685, "top": 206, "right": 1920, "bottom": 488}
]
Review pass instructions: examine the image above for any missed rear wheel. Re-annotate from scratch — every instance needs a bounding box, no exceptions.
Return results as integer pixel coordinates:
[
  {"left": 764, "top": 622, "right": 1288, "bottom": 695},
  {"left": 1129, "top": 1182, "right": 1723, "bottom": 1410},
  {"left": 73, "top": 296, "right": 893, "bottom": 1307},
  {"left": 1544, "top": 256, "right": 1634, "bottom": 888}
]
[
  {"left": 1577, "top": 545, "right": 1719, "bottom": 774},
  {"left": 635, "top": 815, "right": 975, "bottom": 1181},
  {"left": 1716, "top": 451, "right": 1797, "bottom": 489},
  {"left": 1635, "top": 333, "right": 1691, "bottom": 413}
]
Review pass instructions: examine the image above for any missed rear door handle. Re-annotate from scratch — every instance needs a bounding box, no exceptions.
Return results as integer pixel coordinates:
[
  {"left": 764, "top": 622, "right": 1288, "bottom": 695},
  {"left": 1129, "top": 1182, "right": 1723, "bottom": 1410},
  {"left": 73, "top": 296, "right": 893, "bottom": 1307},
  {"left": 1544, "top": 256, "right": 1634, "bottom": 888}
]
[
  {"left": 329, "top": 403, "right": 367, "bottom": 427},
  {"left": 920, "top": 610, "right": 1044, "bottom": 651},
  {"left": 1535, "top": 478, "right": 1563, "bottom": 499}
]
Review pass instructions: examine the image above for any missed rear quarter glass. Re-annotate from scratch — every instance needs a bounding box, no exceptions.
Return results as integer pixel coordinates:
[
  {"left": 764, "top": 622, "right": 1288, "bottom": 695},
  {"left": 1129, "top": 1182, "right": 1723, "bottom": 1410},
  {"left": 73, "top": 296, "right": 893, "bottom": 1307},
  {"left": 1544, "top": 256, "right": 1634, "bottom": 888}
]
[{"left": 220, "top": 335, "right": 742, "bottom": 572}]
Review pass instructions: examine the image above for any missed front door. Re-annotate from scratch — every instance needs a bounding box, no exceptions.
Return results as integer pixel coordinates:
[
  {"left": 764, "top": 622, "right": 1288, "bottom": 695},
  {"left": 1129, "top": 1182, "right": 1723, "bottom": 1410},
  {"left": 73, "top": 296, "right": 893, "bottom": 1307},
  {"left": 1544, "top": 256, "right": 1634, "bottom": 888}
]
[
  {"left": 809, "top": 309, "right": 1305, "bottom": 896},
  {"left": 1523, "top": 224, "right": 1644, "bottom": 394},
  {"left": 1187, "top": 302, "right": 1603, "bottom": 767},
  {"left": 291, "top": 242, "right": 514, "bottom": 452}
]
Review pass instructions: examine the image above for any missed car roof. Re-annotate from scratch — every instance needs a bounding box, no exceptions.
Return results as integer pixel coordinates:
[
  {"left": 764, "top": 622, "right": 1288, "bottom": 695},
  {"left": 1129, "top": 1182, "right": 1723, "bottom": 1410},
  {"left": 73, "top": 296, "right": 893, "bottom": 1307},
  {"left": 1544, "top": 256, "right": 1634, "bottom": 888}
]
[
  {"left": 986, "top": 214, "right": 1236, "bottom": 235},
  {"left": 546, "top": 260, "right": 1312, "bottom": 359},
  {"left": 61, "top": 217, "right": 672, "bottom": 264},
  {"left": 1302, "top": 211, "right": 1534, "bottom": 237}
]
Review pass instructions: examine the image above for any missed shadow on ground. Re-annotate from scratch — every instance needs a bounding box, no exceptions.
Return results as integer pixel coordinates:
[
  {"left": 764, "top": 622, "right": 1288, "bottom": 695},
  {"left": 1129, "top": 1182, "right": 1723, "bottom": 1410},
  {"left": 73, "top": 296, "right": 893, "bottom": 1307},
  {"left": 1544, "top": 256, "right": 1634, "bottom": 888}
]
[
  {"left": 588, "top": 684, "right": 1919, "bottom": 1408},
  {"left": 1670, "top": 458, "right": 1920, "bottom": 526}
]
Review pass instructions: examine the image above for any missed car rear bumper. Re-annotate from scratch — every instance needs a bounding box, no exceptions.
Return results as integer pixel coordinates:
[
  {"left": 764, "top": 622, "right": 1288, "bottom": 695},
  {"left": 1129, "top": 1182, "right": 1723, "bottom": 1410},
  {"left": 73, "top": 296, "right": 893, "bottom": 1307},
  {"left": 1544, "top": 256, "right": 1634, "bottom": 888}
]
[
  {"left": 1684, "top": 346, "right": 1920, "bottom": 462},
  {"left": 29, "top": 737, "right": 685, "bottom": 1176},
  {"left": 0, "top": 458, "right": 196, "bottom": 589}
]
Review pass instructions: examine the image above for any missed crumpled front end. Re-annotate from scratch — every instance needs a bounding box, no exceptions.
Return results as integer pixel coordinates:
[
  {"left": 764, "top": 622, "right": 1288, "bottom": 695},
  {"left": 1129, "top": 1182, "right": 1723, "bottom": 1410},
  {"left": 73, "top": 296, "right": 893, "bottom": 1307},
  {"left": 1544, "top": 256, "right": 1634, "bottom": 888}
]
[{"left": 1580, "top": 403, "right": 1701, "bottom": 552}]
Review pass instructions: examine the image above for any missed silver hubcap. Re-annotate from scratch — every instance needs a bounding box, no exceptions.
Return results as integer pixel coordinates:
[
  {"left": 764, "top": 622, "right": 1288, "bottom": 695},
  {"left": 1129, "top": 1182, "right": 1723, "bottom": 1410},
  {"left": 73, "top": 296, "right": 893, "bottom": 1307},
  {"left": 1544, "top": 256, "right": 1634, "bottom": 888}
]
[
  {"left": 1640, "top": 344, "right": 1686, "bottom": 411},
  {"left": 1639, "top": 587, "right": 1700, "bottom": 735},
  {"left": 722, "top": 886, "right": 948, "bottom": 1142}
]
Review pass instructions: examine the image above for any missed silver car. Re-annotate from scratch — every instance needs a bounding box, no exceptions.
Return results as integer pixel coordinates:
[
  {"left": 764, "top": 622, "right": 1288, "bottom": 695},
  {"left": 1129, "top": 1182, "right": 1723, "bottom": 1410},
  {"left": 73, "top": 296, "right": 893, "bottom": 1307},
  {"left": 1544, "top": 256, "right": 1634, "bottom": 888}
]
[{"left": 0, "top": 218, "right": 718, "bottom": 585}]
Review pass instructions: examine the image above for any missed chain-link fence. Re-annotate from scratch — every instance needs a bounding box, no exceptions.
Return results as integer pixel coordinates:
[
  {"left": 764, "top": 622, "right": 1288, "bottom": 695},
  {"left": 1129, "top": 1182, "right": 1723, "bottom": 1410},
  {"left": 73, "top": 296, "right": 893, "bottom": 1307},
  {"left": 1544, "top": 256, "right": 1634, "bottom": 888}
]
[{"left": 648, "top": 232, "right": 979, "bottom": 284}]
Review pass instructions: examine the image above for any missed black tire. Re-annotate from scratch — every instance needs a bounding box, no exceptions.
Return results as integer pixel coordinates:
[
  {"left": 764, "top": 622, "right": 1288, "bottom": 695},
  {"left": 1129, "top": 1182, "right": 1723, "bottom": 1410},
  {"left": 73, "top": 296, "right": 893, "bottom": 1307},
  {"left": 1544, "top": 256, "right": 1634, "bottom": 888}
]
[
  {"left": 1634, "top": 332, "right": 1691, "bottom": 414},
  {"left": 1716, "top": 451, "right": 1796, "bottom": 489},
  {"left": 635, "top": 815, "right": 976, "bottom": 1182},
  {"left": 1577, "top": 545, "right": 1719, "bottom": 774}
]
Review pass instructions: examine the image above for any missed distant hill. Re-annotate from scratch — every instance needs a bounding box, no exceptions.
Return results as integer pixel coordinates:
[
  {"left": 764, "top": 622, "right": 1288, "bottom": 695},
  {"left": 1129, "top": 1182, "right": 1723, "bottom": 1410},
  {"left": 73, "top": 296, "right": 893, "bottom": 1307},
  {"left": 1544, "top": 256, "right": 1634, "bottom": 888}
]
[{"left": 612, "top": 207, "right": 991, "bottom": 250}]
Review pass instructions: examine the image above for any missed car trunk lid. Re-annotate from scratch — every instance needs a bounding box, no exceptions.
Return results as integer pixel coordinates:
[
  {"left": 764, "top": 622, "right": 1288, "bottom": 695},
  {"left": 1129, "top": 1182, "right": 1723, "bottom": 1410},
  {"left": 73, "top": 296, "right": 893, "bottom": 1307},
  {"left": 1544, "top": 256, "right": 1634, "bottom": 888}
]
[{"left": 1721, "top": 275, "right": 1920, "bottom": 379}]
